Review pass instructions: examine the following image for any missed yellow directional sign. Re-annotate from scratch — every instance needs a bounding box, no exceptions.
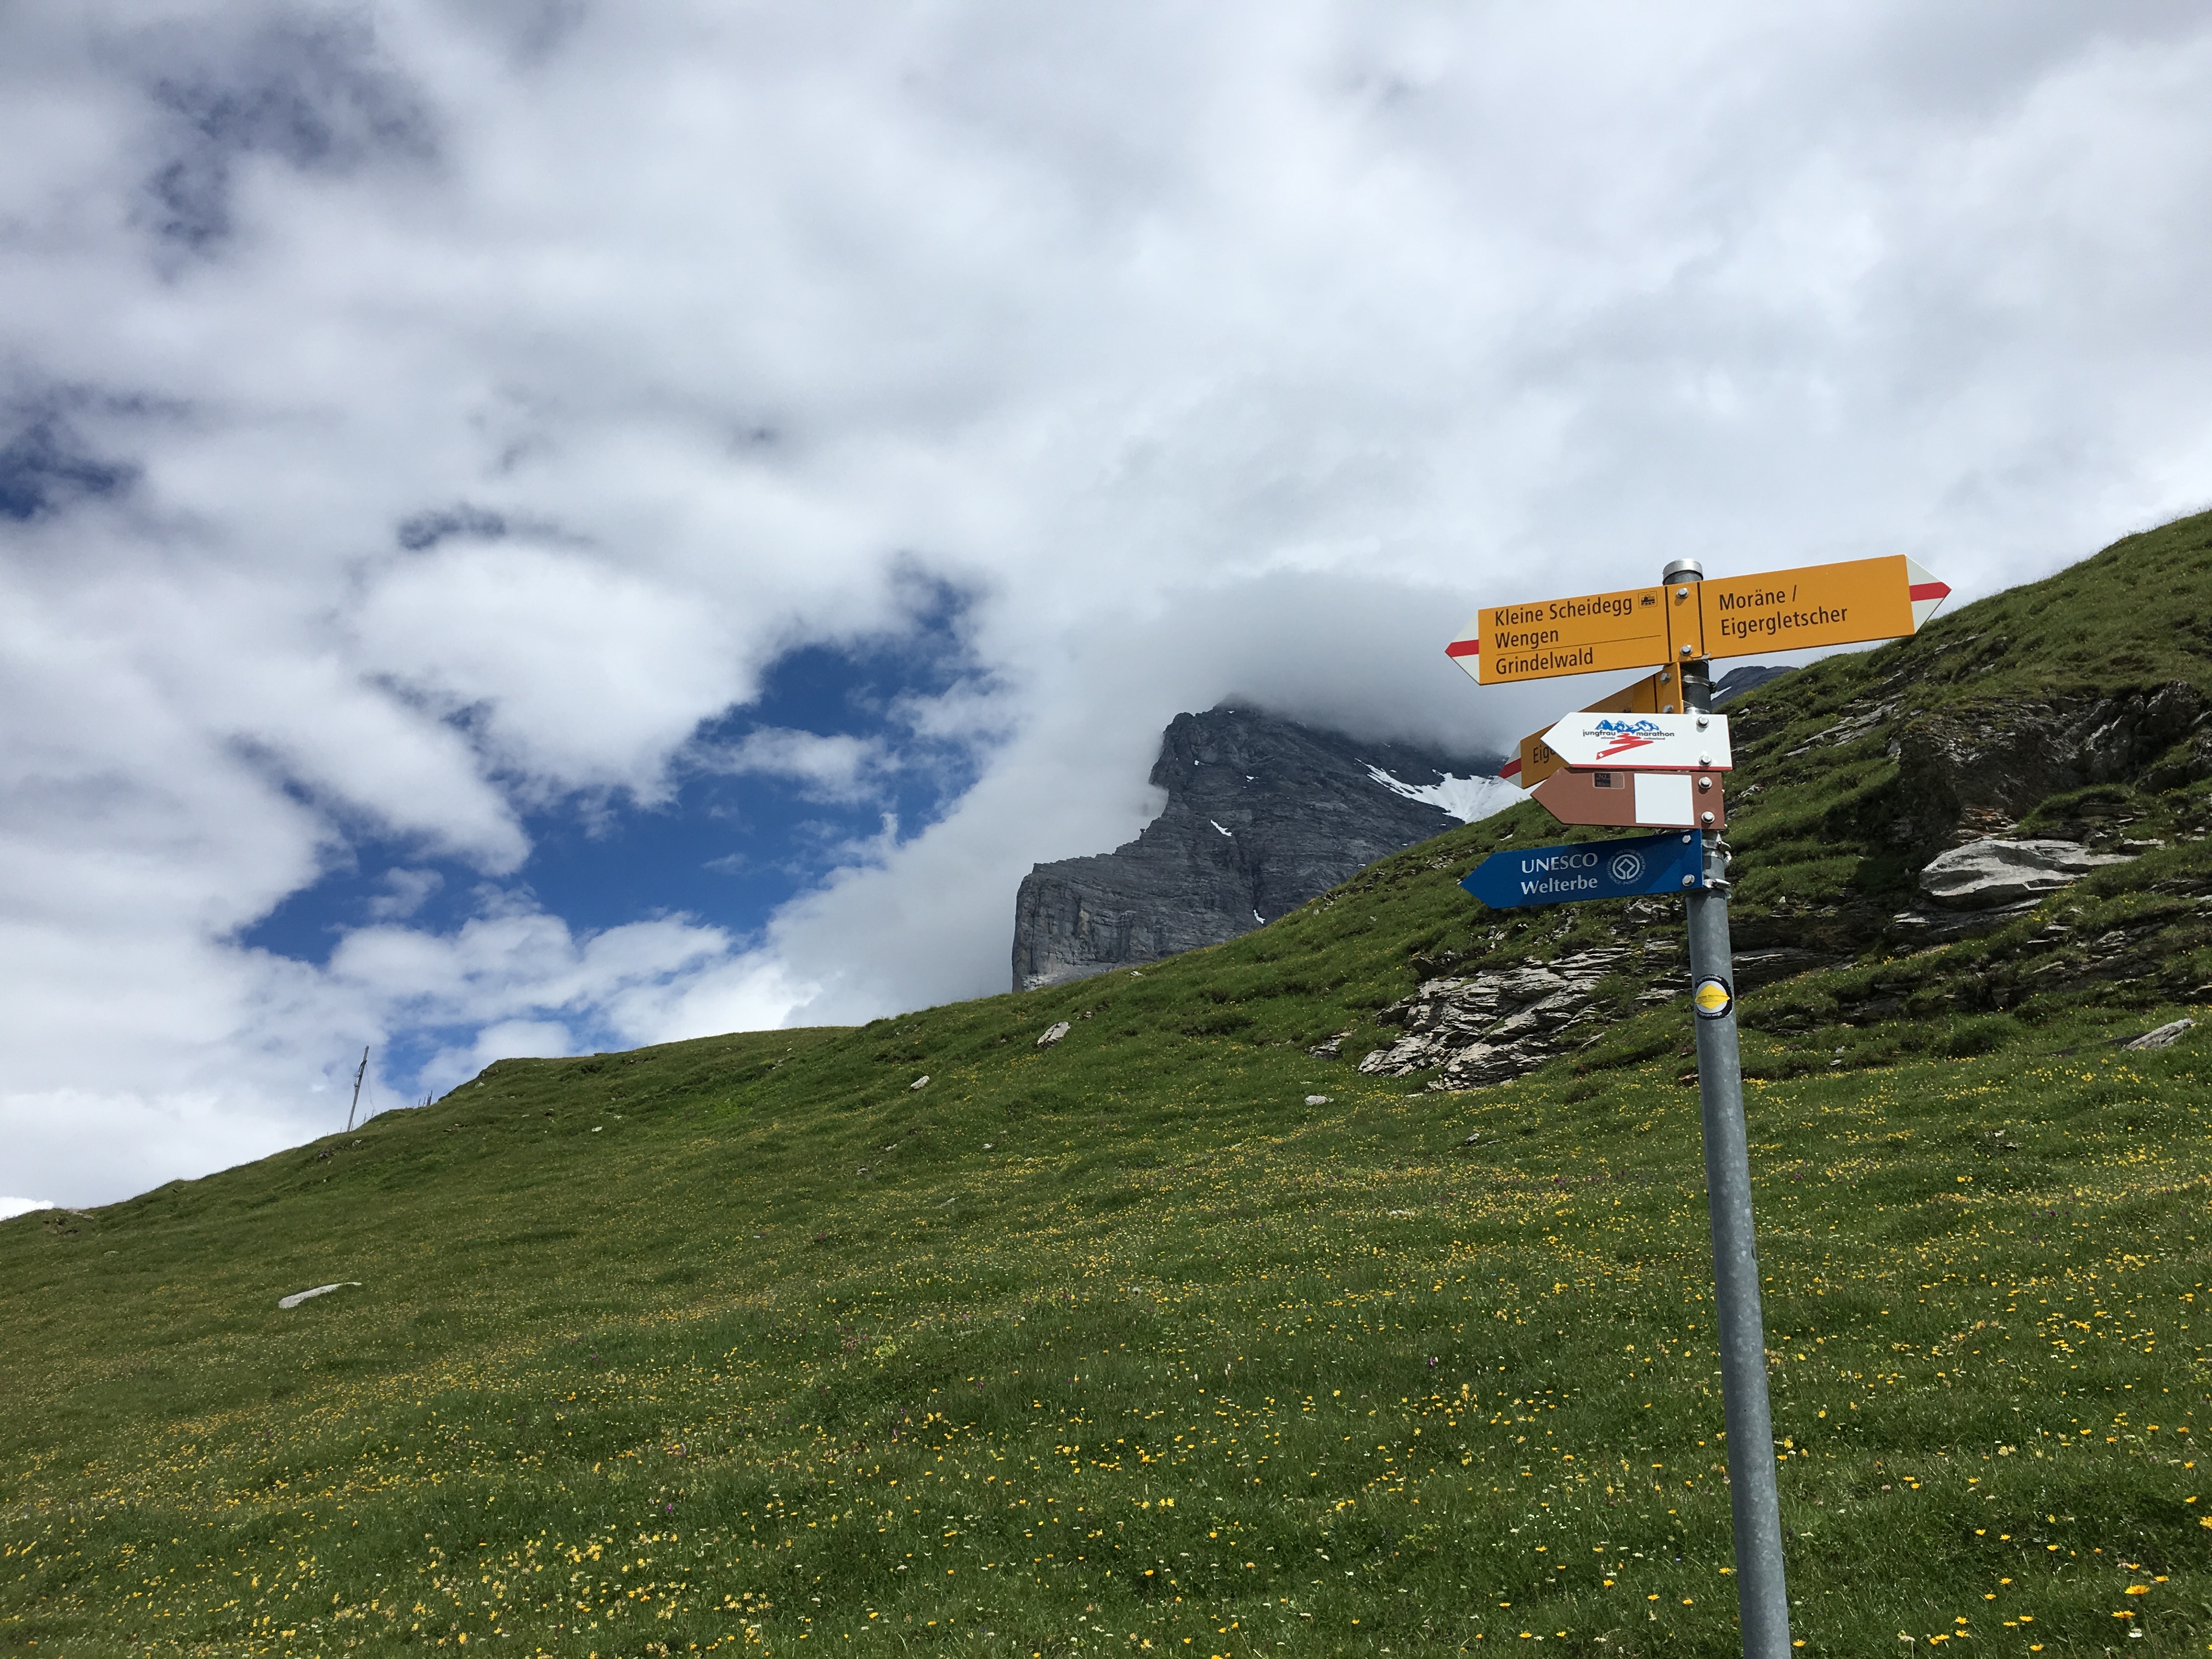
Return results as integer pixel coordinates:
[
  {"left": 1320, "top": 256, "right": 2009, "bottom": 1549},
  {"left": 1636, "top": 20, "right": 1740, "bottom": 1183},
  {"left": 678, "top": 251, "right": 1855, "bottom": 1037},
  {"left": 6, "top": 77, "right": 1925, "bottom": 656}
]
[
  {"left": 1447, "top": 584, "right": 1687, "bottom": 686},
  {"left": 1452, "top": 556, "right": 1949, "bottom": 685},
  {"left": 1500, "top": 669, "right": 1684, "bottom": 787},
  {"left": 1696, "top": 555, "right": 1948, "bottom": 656}
]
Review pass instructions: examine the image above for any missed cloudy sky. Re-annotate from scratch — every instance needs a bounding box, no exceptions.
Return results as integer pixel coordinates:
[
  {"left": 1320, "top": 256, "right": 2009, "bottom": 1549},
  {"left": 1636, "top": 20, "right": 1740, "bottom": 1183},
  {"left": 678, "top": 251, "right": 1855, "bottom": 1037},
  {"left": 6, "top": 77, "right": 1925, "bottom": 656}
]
[{"left": 5, "top": 0, "right": 2210, "bottom": 1211}]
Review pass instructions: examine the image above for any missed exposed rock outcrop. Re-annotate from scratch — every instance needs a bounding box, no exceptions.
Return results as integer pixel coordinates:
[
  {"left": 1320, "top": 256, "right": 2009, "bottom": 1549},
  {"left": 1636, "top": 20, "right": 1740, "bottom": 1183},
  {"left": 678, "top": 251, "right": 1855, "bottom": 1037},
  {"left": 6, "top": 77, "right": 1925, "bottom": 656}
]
[
  {"left": 1917, "top": 838, "right": 2136, "bottom": 909},
  {"left": 1012, "top": 706, "right": 1508, "bottom": 990},
  {"left": 1358, "top": 946, "right": 1686, "bottom": 1090},
  {"left": 1878, "top": 681, "right": 2205, "bottom": 857}
]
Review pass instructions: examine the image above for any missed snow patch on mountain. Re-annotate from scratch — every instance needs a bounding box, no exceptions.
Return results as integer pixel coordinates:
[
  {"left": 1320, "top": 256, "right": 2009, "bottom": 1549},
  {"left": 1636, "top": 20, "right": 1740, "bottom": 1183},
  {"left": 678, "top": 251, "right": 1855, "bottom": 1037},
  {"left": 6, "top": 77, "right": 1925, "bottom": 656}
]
[{"left": 1364, "top": 767, "right": 1524, "bottom": 824}]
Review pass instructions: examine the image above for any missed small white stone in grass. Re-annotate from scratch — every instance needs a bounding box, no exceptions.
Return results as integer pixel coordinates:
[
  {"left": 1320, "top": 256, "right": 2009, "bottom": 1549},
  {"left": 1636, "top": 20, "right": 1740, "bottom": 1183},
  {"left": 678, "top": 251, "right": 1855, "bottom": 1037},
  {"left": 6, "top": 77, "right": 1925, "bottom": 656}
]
[
  {"left": 2124, "top": 1018, "right": 2195, "bottom": 1052},
  {"left": 278, "top": 1282, "right": 361, "bottom": 1310},
  {"left": 1036, "top": 1022, "right": 1072, "bottom": 1047},
  {"left": 592, "top": 1126, "right": 602, "bottom": 1132},
  {"left": 911, "top": 1075, "right": 930, "bottom": 1090},
  {"left": 1305, "top": 1094, "right": 1331, "bottom": 1105}
]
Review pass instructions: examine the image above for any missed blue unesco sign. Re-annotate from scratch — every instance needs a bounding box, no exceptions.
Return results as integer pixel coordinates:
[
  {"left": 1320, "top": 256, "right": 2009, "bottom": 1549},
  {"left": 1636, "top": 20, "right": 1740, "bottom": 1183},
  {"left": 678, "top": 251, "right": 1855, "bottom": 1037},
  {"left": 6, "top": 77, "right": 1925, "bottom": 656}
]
[{"left": 1462, "top": 830, "right": 1706, "bottom": 910}]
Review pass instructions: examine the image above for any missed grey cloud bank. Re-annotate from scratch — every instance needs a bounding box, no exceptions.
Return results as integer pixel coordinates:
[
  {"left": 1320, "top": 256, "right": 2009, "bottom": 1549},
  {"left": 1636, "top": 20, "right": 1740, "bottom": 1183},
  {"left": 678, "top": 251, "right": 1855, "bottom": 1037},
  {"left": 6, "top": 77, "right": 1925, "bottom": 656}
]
[{"left": 4, "top": 0, "right": 2211, "bottom": 1204}]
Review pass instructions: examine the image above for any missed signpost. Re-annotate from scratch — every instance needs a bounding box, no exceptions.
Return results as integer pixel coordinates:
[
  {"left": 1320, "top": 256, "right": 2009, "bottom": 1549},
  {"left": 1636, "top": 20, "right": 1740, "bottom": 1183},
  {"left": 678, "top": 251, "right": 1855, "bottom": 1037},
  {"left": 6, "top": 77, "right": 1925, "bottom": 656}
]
[
  {"left": 1531, "top": 766, "right": 1724, "bottom": 830},
  {"left": 1443, "top": 552, "right": 1950, "bottom": 1659},
  {"left": 1447, "top": 554, "right": 1948, "bottom": 687}
]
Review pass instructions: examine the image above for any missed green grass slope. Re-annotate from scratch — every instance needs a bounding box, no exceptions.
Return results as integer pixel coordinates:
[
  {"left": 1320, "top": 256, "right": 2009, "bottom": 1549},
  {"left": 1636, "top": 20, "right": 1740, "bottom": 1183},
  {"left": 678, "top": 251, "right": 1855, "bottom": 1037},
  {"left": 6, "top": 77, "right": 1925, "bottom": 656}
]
[{"left": 8, "top": 514, "right": 2212, "bottom": 1658}]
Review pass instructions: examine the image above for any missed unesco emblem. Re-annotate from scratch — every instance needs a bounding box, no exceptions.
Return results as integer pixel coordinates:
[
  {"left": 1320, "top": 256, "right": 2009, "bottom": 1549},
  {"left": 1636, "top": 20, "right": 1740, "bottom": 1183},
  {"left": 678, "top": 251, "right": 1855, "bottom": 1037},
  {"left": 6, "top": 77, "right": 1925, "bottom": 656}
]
[{"left": 1606, "top": 849, "right": 1645, "bottom": 885}]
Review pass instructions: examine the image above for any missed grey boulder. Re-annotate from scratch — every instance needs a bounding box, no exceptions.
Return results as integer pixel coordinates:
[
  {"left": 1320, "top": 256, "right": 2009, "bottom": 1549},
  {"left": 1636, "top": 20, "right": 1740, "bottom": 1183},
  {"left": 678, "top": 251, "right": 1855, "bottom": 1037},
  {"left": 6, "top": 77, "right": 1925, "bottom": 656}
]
[
  {"left": 2123, "top": 1018, "right": 2196, "bottom": 1052},
  {"left": 1917, "top": 838, "right": 2135, "bottom": 909}
]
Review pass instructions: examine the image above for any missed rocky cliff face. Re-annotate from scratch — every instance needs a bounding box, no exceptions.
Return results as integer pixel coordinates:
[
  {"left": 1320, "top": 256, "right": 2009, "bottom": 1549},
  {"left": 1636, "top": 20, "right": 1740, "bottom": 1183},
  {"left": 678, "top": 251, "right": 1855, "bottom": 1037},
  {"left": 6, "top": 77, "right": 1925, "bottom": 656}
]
[{"left": 1012, "top": 706, "right": 1510, "bottom": 991}]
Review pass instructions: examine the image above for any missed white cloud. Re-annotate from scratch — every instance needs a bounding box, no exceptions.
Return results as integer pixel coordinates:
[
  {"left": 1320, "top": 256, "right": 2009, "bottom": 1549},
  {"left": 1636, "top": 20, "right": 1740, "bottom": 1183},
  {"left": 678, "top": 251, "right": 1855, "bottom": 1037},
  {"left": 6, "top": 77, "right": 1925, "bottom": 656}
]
[
  {"left": 1, "top": 1197, "right": 57, "bottom": 1221},
  {"left": 366, "top": 866, "right": 443, "bottom": 921},
  {"left": 420, "top": 1019, "right": 576, "bottom": 1094},
  {"left": 697, "top": 727, "right": 890, "bottom": 803},
  {"left": 349, "top": 540, "right": 748, "bottom": 803},
  {"left": 5, "top": 0, "right": 2212, "bottom": 1201}
]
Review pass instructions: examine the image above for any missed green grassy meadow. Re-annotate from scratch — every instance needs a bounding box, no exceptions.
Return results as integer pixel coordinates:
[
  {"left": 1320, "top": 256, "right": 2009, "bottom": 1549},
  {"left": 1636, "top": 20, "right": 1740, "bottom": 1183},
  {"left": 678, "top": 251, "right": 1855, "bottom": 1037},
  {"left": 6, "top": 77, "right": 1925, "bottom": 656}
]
[
  {"left": 4, "top": 896, "right": 2209, "bottom": 1656},
  {"left": 8, "top": 514, "right": 2212, "bottom": 1657}
]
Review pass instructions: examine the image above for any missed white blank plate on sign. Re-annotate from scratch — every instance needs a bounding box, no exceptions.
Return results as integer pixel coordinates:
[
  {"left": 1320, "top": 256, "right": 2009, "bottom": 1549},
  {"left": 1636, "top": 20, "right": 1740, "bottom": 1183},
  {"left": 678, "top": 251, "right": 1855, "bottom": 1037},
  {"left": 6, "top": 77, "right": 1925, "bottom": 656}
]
[{"left": 1633, "top": 771, "right": 1694, "bottom": 826}]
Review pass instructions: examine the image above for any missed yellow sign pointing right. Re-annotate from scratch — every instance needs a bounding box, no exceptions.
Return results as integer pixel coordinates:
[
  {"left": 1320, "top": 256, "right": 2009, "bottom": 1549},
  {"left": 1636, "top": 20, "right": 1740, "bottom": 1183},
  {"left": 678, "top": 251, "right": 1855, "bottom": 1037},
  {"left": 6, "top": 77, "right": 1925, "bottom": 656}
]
[{"left": 1695, "top": 554, "right": 1947, "bottom": 655}]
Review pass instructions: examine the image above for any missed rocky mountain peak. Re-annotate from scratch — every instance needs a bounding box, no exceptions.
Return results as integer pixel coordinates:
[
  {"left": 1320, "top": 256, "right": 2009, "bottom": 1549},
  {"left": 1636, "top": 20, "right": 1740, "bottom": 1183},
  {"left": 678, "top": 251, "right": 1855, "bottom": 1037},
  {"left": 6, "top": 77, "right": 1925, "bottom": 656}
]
[{"left": 1012, "top": 704, "right": 1510, "bottom": 991}]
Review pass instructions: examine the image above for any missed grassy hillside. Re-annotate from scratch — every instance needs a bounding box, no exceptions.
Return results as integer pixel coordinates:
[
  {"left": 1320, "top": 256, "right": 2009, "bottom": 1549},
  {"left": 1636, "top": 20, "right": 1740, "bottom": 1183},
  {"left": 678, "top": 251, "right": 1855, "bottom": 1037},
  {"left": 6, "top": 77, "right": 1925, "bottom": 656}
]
[{"left": 8, "top": 514, "right": 2212, "bottom": 1658}]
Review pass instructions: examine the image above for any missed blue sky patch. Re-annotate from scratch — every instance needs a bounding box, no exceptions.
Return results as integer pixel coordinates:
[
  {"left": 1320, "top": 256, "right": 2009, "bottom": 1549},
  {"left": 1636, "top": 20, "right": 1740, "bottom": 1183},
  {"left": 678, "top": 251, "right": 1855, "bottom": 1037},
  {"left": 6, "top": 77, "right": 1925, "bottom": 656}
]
[{"left": 241, "top": 573, "right": 1000, "bottom": 998}]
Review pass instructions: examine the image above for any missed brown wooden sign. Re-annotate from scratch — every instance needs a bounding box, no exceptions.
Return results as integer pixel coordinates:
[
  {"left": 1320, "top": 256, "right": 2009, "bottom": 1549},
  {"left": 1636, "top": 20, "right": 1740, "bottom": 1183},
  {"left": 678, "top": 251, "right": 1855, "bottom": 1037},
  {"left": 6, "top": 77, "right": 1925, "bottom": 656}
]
[{"left": 1532, "top": 767, "right": 1726, "bottom": 831}]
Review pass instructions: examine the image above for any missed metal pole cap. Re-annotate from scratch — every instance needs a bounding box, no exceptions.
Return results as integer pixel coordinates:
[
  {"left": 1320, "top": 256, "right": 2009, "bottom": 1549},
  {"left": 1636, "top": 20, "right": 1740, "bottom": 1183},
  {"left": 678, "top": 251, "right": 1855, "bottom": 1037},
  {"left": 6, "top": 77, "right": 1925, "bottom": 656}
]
[{"left": 1662, "top": 558, "right": 1705, "bottom": 583}]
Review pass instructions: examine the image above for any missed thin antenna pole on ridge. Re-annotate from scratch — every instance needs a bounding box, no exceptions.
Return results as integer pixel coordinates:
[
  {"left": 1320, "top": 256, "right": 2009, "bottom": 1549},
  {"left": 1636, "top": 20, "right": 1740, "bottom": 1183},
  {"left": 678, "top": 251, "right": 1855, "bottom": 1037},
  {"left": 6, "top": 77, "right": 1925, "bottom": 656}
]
[{"left": 346, "top": 1046, "right": 369, "bottom": 1133}]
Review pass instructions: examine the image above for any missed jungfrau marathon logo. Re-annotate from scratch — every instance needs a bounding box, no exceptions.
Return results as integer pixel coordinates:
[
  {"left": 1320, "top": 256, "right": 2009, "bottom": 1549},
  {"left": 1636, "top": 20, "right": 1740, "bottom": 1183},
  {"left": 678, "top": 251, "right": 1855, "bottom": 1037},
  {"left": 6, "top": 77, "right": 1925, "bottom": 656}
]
[
  {"left": 1606, "top": 849, "right": 1646, "bottom": 885},
  {"left": 1583, "top": 716, "right": 1666, "bottom": 760}
]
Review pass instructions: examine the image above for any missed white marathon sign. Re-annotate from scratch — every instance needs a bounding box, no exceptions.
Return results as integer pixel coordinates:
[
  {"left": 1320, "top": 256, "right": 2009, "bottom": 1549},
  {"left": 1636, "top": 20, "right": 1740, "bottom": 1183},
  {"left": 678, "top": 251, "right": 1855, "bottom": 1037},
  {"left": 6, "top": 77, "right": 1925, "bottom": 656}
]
[{"left": 1537, "top": 711, "right": 1733, "bottom": 774}]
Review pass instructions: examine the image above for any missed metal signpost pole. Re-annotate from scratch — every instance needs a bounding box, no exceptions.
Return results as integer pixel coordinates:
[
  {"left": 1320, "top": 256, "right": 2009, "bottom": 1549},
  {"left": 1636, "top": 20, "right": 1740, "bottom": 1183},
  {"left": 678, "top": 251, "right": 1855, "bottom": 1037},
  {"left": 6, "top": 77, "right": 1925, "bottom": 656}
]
[
  {"left": 1453, "top": 548, "right": 1954, "bottom": 1656},
  {"left": 1664, "top": 557, "right": 1791, "bottom": 1657}
]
